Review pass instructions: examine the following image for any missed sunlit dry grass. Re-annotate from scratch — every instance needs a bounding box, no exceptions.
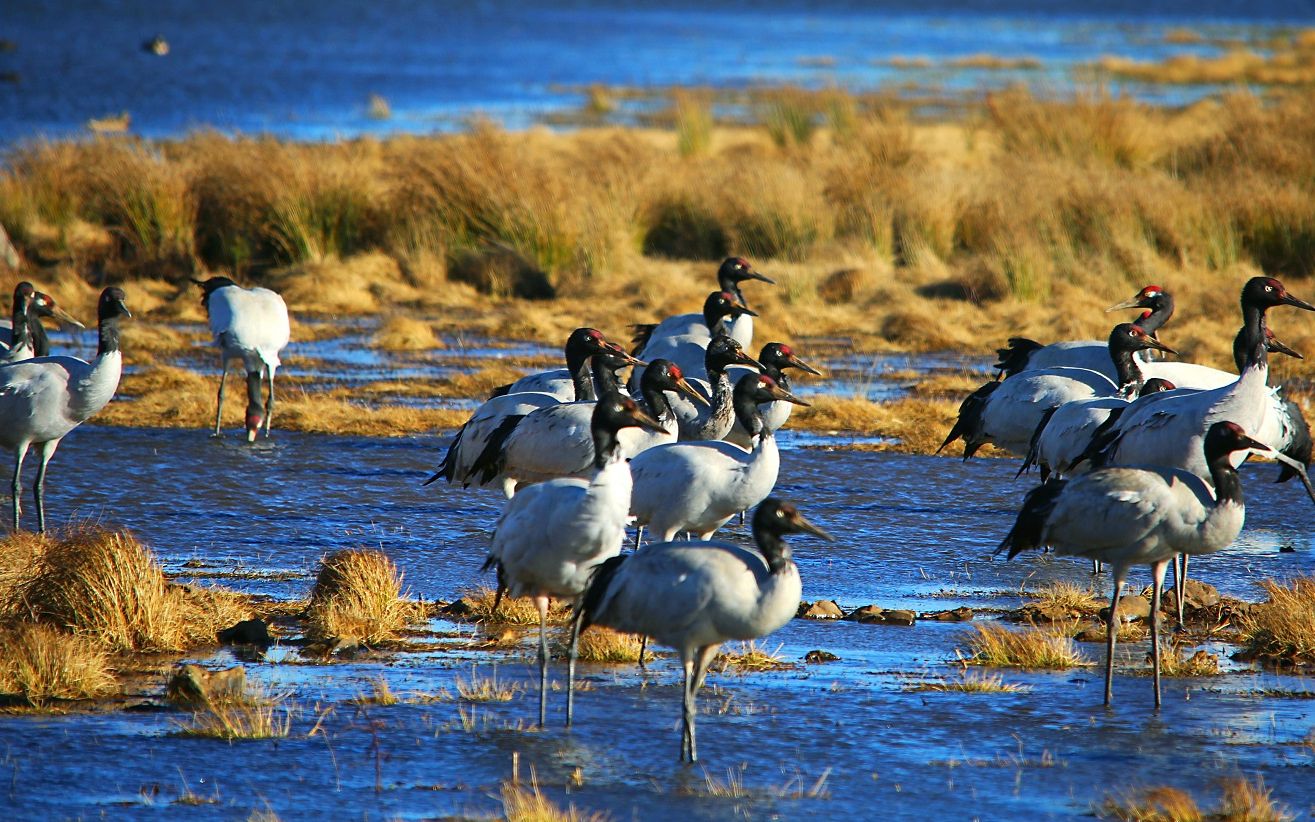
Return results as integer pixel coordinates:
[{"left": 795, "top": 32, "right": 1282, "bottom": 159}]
[
  {"left": 176, "top": 682, "right": 293, "bottom": 740},
  {"left": 371, "top": 314, "right": 441, "bottom": 350},
  {"left": 306, "top": 549, "right": 420, "bottom": 644},
  {"left": 501, "top": 770, "right": 607, "bottom": 822},
  {"left": 454, "top": 585, "right": 571, "bottom": 626},
  {"left": 906, "top": 670, "right": 1031, "bottom": 693},
  {"left": 0, "top": 623, "right": 116, "bottom": 706},
  {"left": 1239, "top": 576, "right": 1315, "bottom": 664},
  {"left": 454, "top": 666, "right": 522, "bottom": 703},
  {"left": 712, "top": 640, "right": 796, "bottom": 673},
  {"left": 1031, "top": 581, "right": 1102, "bottom": 614},
  {"left": 565, "top": 625, "right": 646, "bottom": 663},
  {"left": 1100, "top": 775, "right": 1291, "bottom": 822},
  {"left": 961, "top": 623, "right": 1089, "bottom": 670}
]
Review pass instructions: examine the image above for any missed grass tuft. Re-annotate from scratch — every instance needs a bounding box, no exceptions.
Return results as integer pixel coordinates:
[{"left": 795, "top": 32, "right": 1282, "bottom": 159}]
[
  {"left": 0, "top": 623, "right": 116, "bottom": 705},
  {"left": 306, "top": 549, "right": 420, "bottom": 644},
  {"left": 501, "top": 770, "right": 606, "bottom": 822},
  {"left": 1239, "top": 576, "right": 1315, "bottom": 664},
  {"left": 453, "top": 585, "right": 570, "bottom": 626},
  {"left": 962, "top": 623, "right": 1088, "bottom": 670},
  {"left": 906, "top": 670, "right": 1031, "bottom": 693},
  {"left": 571, "top": 625, "right": 646, "bottom": 663},
  {"left": 1030, "top": 581, "right": 1102, "bottom": 614},
  {"left": 176, "top": 681, "right": 293, "bottom": 740},
  {"left": 1100, "top": 775, "right": 1291, "bottom": 822},
  {"left": 713, "top": 641, "right": 797, "bottom": 673},
  {"left": 454, "top": 666, "right": 522, "bottom": 703}
]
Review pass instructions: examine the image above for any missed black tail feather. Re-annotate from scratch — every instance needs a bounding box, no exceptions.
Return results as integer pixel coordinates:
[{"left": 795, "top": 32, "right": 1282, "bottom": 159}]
[
  {"left": 997, "top": 478, "right": 1069, "bottom": 559},
  {"left": 469, "top": 414, "right": 525, "bottom": 486},
  {"left": 937, "top": 381, "right": 1000, "bottom": 460},
  {"left": 578, "top": 554, "right": 628, "bottom": 633},
  {"left": 629, "top": 323, "right": 657, "bottom": 356},
  {"left": 1277, "top": 393, "right": 1312, "bottom": 484},
  {"left": 1069, "top": 406, "right": 1127, "bottom": 473},
  {"left": 1017, "top": 405, "right": 1058, "bottom": 479},
  {"left": 488, "top": 383, "right": 513, "bottom": 399},
  {"left": 993, "top": 337, "right": 1044, "bottom": 379},
  {"left": 424, "top": 422, "right": 468, "bottom": 486}
]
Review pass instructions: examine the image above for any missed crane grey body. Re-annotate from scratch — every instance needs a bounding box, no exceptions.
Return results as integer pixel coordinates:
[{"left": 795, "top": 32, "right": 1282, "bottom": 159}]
[
  {"left": 724, "top": 343, "right": 821, "bottom": 448},
  {"left": 666, "top": 335, "right": 763, "bottom": 442},
  {"left": 0, "top": 288, "right": 130, "bottom": 532},
  {"left": 577, "top": 498, "right": 830, "bottom": 761},
  {"left": 195, "top": 277, "right": 290, "bottom": 441},
  {"left": 629, "top": 291, "right": 758, "bottom": 389}
]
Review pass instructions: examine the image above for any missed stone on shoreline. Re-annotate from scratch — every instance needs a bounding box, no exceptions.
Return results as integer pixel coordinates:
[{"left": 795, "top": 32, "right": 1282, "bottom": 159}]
[
  {"left": 922, "top": 607, "right": 974, "bottom": 622},
  {"left": 846, "top": 605, "right": 916, "bottom": 626},
  {"left": 798, "top": 600, "right": 844, "bottom": 619},
  {"left": 166, "top": 664, "right": 246, "bottom": 706},
  {"left": 218, "top": 618, "right": 273, "bottom": 646}
]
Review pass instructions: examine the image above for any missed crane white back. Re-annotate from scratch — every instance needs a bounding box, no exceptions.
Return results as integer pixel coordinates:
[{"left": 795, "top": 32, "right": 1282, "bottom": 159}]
[{"left": 194, "top": 277, "right": 290, "bottom": 441}]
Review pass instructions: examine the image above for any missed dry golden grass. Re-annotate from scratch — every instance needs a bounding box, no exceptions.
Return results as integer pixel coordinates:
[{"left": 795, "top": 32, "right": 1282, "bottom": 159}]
[
  {"left": 1096, "top": 31, "right": 1315, "bottom": 87},
  {"left": 1154, "top": 647, "right": 1221, "bottom": 678},
  {"left": 1031, "top": 581, "right": 1102, "bottom": 614},
  {"left": 16, "top": 525, "right": 248, "bottom": 653},
  {"left": 454, "top": 585, "right": 571, "bottom": 626},
  {"left": 454, "top": 666, "right": 522, "bottom": 703},
  {"left": 1100, "top": 775, "right": 1291, "bottom": 822},
  {"left": 306, "top": 549, "right": 420, "bottom": 644},
  {"left": 1239, "top": 576, "right": 1315, "bottom": 664},
  {"left": 712, "top": 641, "right": 796, "bottom": 673},
  {"left": 962, "top": 623, "right": 1089, "bottom": 670},
  {"left": 0, "top": 623, "right": 116, "bottom": 705},
  {"left": 571, "top": 625, "right": 645, "bottom": 663},
  {"left": 371, "top": 314, "right": 442, "bottom": 350},
  {"left": 350, "top": 677, "right": 400, "bottom": 706}
]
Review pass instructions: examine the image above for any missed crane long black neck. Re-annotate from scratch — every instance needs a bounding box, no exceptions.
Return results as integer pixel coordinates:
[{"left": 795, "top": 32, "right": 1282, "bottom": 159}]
[
  {"left": 591, "top": 425, "right": 623, "bottom": 470},
  {"left": 755, "top": 529, "right": 792, "bottom": 575},
  {"left": 704, "top": 306, "right": 732, "bottom": 335},
  {"left": 1136, "top": 294, "right": 1175, "bottom": 334},
  {"left": 640, "top": 382, "right": 674, "bottom": 423},
  {"left": 763, "top": 363, "right": 789, "bottom": 390},
  {"left": 1109, "top": 345, "right": 1143, "bottom": 390},
  {"left": 8, "top": 298, "right": 31, "bottom": 351},
  {"left": 98, "top": 316, "right": 122, "bottom": 356},
  {"left": 592, "top": 359, "right": 624, "bottom": 396},
  {"left": 733, "top": 387, "right": 767, "bottom": 442},
  {"left": 1240, "top": 300, "right": 1269, "bottom": 373},
  {"left": 1207, "top": 449, "right": 1244, "bottom": 507},
  {"left": 566, "top": 348, "right": 595, "bottom": 401},
  {"left": 28, "top": 316, "right": 49, "bottom": 357}
]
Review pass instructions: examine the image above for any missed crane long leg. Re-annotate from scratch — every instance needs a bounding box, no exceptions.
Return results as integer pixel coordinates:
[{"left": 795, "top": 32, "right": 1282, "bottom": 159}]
[
  {"left": 535, "top": 595, "right": 550, "bottom": 729},
  {"left": 213, "top": 359, "right": 229, "bottom": 436},
  {"left": 633, "top": 524, "right": 644, "bottom": 551},
  {"left": 32, "top": 441, "right": 56, "bottom": 535},
  {"left": 263, "top": 364, "right": 275, "bottom": 436},
  {"left": 680, "top": 653, "right": 695, "bottom": 763},
  {"left": 1105, "top": 565, "right": 1129, "bottom": 707},
  {"left": 1092, "top": 559, "right": 1103, "bottom": 575},
  {"left": 566, "top": 602, "right": 585, "bottom": 728},
  {"left": 638, "top": 635, "right": 648, "bottom": 671},
  {"left": 1150, "top": 559, "right": 1169, "bottom": 710},
  {"left": 10, "top": 444, "right": 29, "bottom": 531},
  {"left": 685, "top": 645, "right": 719, "bottom": 763},
  {"left": 1173, "top": 554, "right": 1189, "bottom": 625}
]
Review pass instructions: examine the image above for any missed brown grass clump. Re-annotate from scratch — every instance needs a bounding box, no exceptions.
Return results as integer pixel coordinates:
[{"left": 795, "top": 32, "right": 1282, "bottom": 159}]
[
  {"left": 1238, "top": 577, "right": 1315, "bottom": 664},
  {"left": 306, "top": 549, "right": 419, "bottom": 644},
  {"left": 1031, "top": 581, "right": 1102, "bottom": 614},
  {"left": 1153, "top": 647, "right": 1221, "bottom": 678},
  {"left": 1100, "top": 775, "right": 1291, "bottom": 822},
  {"left": 454, "top": 666, "right": 522, "bottom": 703},
  {"left": 0, "top": 623, "right": 116, "bottom": 705},
  {"left": 18, "top": 525, "right": 246, "bottom": 652},
  {"left": 712, "top": 641, "right": 796, "bottom": 673},
  {"left": 453, "top": 585, "right": 571, "bottom": 626},
  {"left": 371, "top": 314, "right": 441, "bottom": 350},
  {"left": 961, "top": 623, "right": 1089, "bottom": 670},
  {"left": 572, "top": 625, "right": 645, "bottom": 663},
  {"left": 792, "top": 395, "right": 965, "bottom": 454},
  {"left": 176, "top": 682, "right": 293, "bottom": 740},
  {"left": 906, "top": 671, "right": 1030, "bottom": 693}
]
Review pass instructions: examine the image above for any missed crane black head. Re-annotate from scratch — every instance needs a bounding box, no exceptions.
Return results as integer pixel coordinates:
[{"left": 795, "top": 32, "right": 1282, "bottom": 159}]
[
  {"left": 753, "top": 498, "right": 833, "bottom": 573},
  {"left": 705, "top": 334, "right": 763, "bottom": 375},
  {"left": 758, "top": 342, "right": 822, "bottom": 378},
  {"left": 1243, "top": 277, "right": 1315, "bottom": 312},
  {"left": 97, "top": 287, "right": 131, "bottom": 321},
  {"left": 718, "top": 256, "right": 774, "bottom": 287},
  {"left": 640, "top": 359, "right": 707, "bottom": 407},
  {"left": 1108, "top": 323, "right": 1177, "bottom": 357},
  {"left": 702, "top": 291, "right": 758, "bottom": 326}
]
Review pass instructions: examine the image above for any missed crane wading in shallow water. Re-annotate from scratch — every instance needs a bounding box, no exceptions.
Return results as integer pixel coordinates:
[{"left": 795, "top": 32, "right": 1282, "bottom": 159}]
[
  {"left": 576, "top": 498, "right": 832, "bottom": 762},
  {"left": 0, "top": 288, "right": 130, "bottom": 532},
  {"left": 999, "top": 421, "right": 1315, "bottom": 708},
  {"left": 194, "top": 277, "right": 290, "bottom": 442}
]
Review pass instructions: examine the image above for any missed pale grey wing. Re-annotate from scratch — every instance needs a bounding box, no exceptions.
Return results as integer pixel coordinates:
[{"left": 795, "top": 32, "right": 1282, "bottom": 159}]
[
  {"left": 1020, "top": 341, "right": 1113, "bottom": 377},
  {"left": 594, "top": 543, "right": 740, "bottom": 641},
  {"left": 503, "top": 402, "right": 596, "bottom": 478},
  {"left": 1044, "top": 469, "right": 1178, "bottom": 558},
  {"left": 0, "top": 362, "right": 71, "bottom": 444},
  {"left": 509, "top": 369, "right": 575, "bottom": 400},
  {"left": 1138, "top": 361, "right": 1236, "bottom": 391}
]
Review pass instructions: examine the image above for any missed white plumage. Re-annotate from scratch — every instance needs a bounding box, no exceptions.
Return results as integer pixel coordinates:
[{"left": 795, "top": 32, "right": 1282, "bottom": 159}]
[
  {"left": 577, "top": 498, "right": 831, "bottom": 761},
  {"left": 629, "top": 291, "right": 757, "bottom": 388},
  {"left": 0, "top": 287, "right": 130, "bottom": 532},
  {"left": 724, "top": 343, "right": 822, "bottom": 449},
  {"left": 629, "top": 374, "right": 806, "bottom": 542},
  {"left": 195, "top": 277, "right": 290, "bottom": 441},
  {"left": 484, "top": 393, "right": 665, "bottom": 727}
]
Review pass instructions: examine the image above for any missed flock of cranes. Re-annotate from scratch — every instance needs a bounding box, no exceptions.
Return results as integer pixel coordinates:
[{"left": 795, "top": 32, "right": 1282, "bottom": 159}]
[
  {"left": 2, "top": 259, "right": 1314, "bottom": 760},
  {"left": 945, "top": 276, "right": 1315, "bottom": 706}
]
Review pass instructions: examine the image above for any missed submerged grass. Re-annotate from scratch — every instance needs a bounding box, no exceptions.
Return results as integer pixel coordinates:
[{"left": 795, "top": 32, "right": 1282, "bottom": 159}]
[
  {"left": 454, "top": 666, "right": 522, "bottom": 703},
  {"left": 176, "top": 682, "right": 294, "bottom": 740},
  {"left": 501, "top": 770, "right": 607, "bottom": 822},
  {"left": 906, "top": 670, "right": 1031, "bottom": 693},
  {"left": 712, "top": 641, "right": 797, "bottom": 673},
  {"left": 454, "top": 585, "right": 571, "bottom": 626}
]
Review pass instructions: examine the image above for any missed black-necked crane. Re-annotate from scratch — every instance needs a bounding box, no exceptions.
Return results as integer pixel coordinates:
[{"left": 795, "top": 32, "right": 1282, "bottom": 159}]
[
  {"left": 0, "top": 282, "right": 37, "bottom": 365},
  {"left": 1000, "top": 421, "right": 1314, "bottom": 708},
  {"left": 667, "top": 334, "right": 763, "bottom": 442},
  {"left": 426, "top": 329, "right": 624, "bottom": 491},
  {"left": 469, "top": 357, "right": 706, "bottom": 494},
  {"left": 629, "top": 373, "right": 807, "bottom": 543},
  {"left": 940, "top": 323, "right": 1177, "bottom": 460},
  {"left": 995, "top": 285, "right": 1174, "bottom": 378},
  {"left": 576, "top": 498, "right": 831, "bottom": 762},
  {"left": 630, "top": 257, "right": 773, "bottom": 359},
  {"left": 724, "top": 342, "right": 822, "bottom": 449},
  {"left": 194, "top": 277, "right": 290, "bottom": 442},
  {"left": 489, "top": 327, "right": 629, "bottom": 401},
  {"left": 0, "top": 287, "right": 130, "bottom": 532},
  {"left": 483, "top": 392, "right": 665, "bottom": 728},
  {"left": 1, "top": 283, "right": 84, "bottom": 360},
  {"left": 628, "top": 291, "right": 757, "bottom": 390}
]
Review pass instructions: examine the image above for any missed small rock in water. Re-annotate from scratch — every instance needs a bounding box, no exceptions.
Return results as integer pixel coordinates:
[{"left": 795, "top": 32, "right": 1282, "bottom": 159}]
[
  {"left": 1101, "top": 594, "right": 1153, "bottom": 622},
  {"left": 218, "top": 618, "right": 273, "bottom": 646},
  {"left": 804, "top": 650, "right": 840, "bottom": 664},
  {"left": 847, "top": 605, "right": 916, "bottom": 626},
  {"left": 845, "top": 604, "right": 885, "bottom": 623},
  {"left": 1158, "top": 579, "right": 1220, "bottom": 614},
  {"left": 922, "top": 607, "right": 974, "bottom": 622},
  {"left": 166, "top": 664, "right": 246, "bottom": 706},
  {"left": 798, "top": 600, "right": 844, "bottom": 619}
]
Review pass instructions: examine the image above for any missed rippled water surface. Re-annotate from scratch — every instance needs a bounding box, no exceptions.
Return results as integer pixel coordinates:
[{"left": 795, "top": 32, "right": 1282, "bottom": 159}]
[{"left": 1, "top": 424, "right": 1312, "bottom": 820}]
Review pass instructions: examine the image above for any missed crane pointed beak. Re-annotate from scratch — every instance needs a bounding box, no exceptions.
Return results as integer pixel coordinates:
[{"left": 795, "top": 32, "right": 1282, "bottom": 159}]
[
  {"left": 48, "top": 304, "right": 86, "bottom": 329},
  {"left": 767, "top": 382, "right": 810, "bottom": 407},
  {"left": 737, "top": 352, "right": 765, "bottom": 372},
  {"left": 1144, "top": 336, "right": 1178, "bottom": 356},
  {"left": 790, "top": 511, "right": 834, "bottom": 542},
  {"left": 729, "top": 297, "right": 758, "bottom": 317},
  {"left": 786, "top": 354, "right": 823, "bottom": 376},
  {"left": 745, "top": 271, "right": 775, "bottom": 285},
  {"left": 1281, "top": 291, "right": 1315, "bottom": 311},
  {"left": 627, "top": 406, "right": 668, "bottom": 435},
  {"left": 675, "top": 376, "right": 710, "bottom": 406},
  {"left": 1268, "top": 335, "right": 1303, "bottom": 359},
  {"left": 1105, "top": 295, "right": 1145, "bottom": 312}
]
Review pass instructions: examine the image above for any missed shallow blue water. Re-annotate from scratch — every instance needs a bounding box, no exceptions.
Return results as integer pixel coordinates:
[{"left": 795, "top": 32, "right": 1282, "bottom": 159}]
[
  {"left": 3, "top": 1, "right": 1315, "bottom": 141},
  {"left": 0, "top": 425, "right": 1310, "bottom": 819}
]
